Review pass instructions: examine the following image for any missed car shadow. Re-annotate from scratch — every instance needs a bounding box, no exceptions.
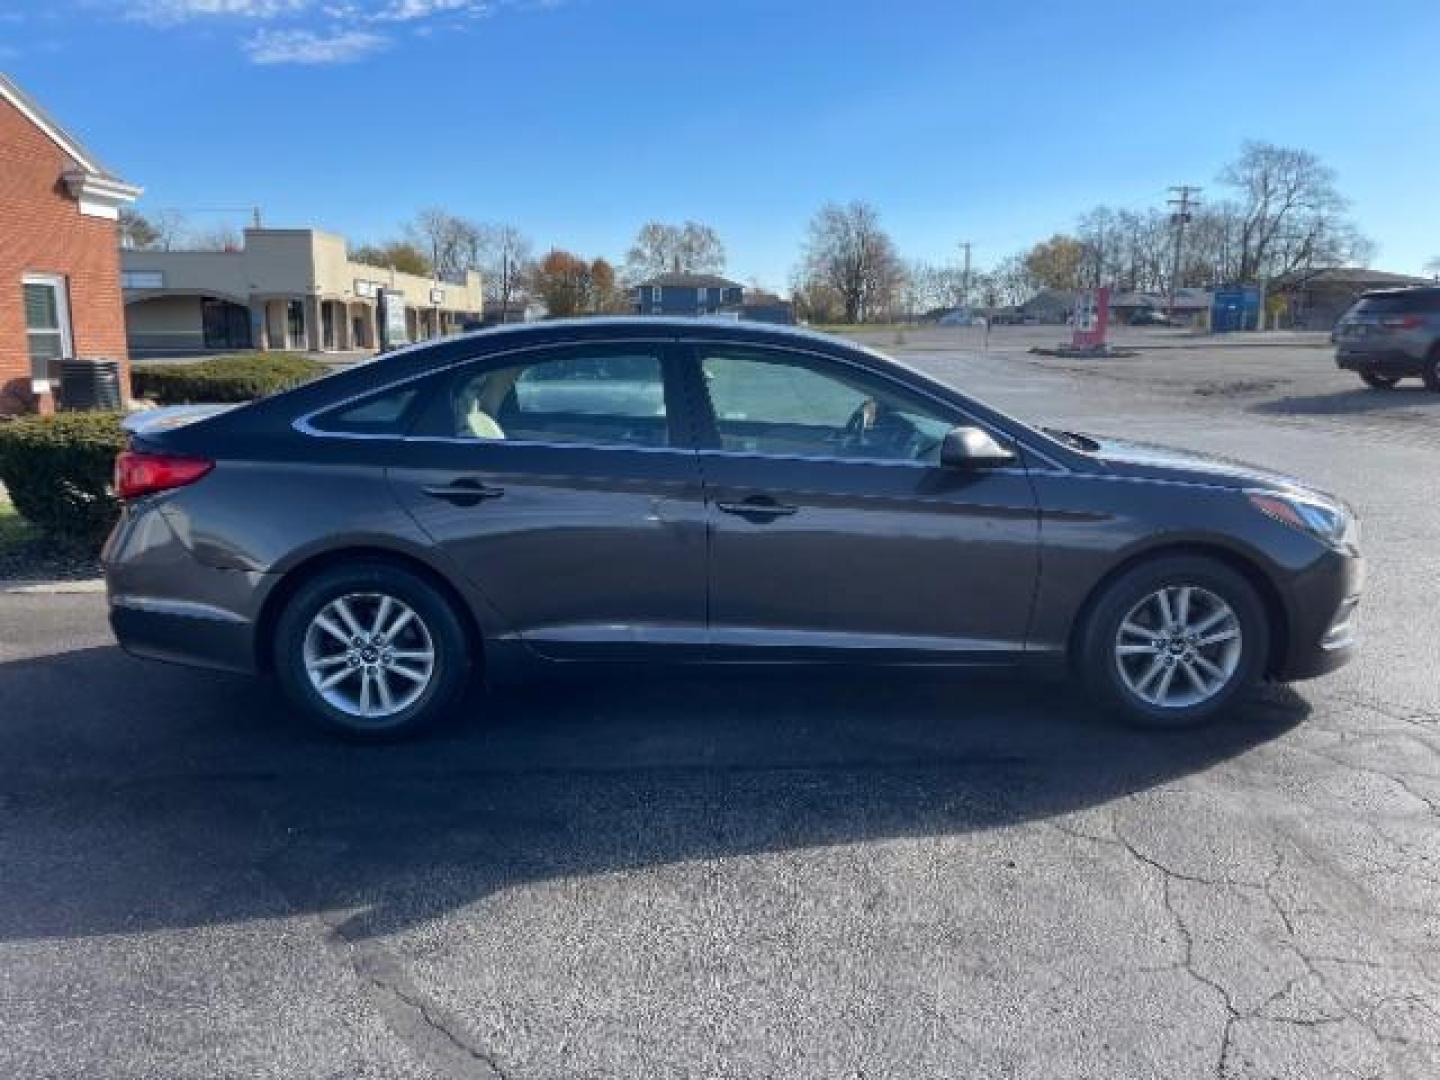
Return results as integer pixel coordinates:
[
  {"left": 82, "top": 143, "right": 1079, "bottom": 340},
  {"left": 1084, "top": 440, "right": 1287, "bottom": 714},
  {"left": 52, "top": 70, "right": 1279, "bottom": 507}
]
[
  {"left": 0, "top": 645, "right": 1308, "bottom": 945},
  {"left": 1252, "top": 383, "right": 1440, "bottom": 418}
]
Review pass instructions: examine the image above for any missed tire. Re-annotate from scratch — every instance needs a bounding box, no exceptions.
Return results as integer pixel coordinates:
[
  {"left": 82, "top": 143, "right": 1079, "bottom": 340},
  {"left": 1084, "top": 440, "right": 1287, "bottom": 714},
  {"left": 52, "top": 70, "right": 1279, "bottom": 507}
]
[
  {"left": 1359, "top": 371, "right": 1400, "bottom": 390},
  {"left": 1078, "top": 555, "right": 1269, "bottom": 729},
  {"left": 1423, "top": 347, "right": 1440, "bottom": 392},
  {"left": 274, "top": 560, "right": 472, "bottom": 740}
]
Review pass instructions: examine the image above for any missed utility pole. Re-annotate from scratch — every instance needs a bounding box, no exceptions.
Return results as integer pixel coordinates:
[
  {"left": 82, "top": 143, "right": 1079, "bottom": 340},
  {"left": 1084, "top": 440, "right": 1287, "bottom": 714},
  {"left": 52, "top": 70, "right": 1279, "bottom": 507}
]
[
  {"left": 500, "top": 250, "right": 510, "bottom": 320},
  {"left": 1167, "top": 186, "right": 1200, "bottom": 321},
  {"left": 959, "top": 241, "right": 972, "bottom": 310}
]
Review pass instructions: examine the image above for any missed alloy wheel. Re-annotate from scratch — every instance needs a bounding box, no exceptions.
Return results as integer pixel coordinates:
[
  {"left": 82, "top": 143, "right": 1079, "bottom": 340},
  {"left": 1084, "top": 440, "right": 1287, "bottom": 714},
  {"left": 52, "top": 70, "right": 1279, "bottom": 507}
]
[
  {"left": 1113, "top": 585, "right": 1243, "bottom": 709},
  {"left": 302, "top": 592, "right": 436, "bottom": 722}
]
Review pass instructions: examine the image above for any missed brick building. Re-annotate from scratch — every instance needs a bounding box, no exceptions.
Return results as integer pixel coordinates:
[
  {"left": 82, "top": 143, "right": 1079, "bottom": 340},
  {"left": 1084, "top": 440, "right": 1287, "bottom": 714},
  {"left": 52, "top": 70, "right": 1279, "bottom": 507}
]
[{"left": 0, "top": 74, "right": 140, "bottom": 413}]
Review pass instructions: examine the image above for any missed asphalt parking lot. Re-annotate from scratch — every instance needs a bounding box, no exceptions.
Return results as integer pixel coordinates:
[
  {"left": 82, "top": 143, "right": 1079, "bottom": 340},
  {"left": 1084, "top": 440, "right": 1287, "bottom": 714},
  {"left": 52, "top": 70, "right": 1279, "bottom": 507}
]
[{"left": 2, "top": 327, "right": 1438, "bottom": 1079}]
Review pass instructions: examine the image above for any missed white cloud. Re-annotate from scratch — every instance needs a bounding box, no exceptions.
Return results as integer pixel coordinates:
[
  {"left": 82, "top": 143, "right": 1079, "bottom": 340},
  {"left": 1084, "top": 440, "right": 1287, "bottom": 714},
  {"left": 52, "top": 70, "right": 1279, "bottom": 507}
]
[
  {"left": 244, "top": 26, "right": 388, "bottom": 63},
  {"left": 129, "top": 0, "right": 313, "bottom": 23},
  {"left": 105, "top": 0, "right": 564, "bottom": 64},
  {"left": 370, "top": 0, "right": 487, "bottom": 21}
]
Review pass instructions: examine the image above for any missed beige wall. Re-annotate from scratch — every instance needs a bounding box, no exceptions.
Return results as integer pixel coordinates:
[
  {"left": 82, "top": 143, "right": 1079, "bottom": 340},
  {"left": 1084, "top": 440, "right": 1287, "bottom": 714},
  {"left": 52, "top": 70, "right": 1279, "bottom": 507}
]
[
  {"left": 125, "top": 295, "right": 204, "bottom": 351},
  {"left": 122, "top": 227, "right": 484, "bottom": 340}
]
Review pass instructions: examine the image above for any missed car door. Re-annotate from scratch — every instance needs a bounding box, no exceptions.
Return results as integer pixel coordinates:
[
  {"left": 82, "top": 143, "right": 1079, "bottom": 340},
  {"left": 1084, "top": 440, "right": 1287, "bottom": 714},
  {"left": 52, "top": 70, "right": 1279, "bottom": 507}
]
[
  {"left": 385, "top": 340, "right": 708, "bottom": 658},
  {"left": 685, "top": 341, "right": 1041, "bottom": 659}
]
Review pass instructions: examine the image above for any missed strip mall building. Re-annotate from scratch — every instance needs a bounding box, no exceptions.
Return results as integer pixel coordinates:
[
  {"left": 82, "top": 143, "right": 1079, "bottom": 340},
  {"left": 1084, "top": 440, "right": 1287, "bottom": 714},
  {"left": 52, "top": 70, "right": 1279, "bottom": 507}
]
[{"left": 122, "top": 228, "right": 483, "bottom": 357}]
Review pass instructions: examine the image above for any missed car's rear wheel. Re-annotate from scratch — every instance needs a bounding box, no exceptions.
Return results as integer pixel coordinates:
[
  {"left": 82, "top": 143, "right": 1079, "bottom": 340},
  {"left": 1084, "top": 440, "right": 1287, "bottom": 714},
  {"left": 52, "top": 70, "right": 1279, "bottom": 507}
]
[
  {"left": 1079, "top": 556, "right": 1269, "bottom": 728},
  {"left": 274, "top": 561, "right": 472, "bottom": 740},
  {"left": 1359, "top": 370, "right": 1400, "bottom": 390},
  {"left": 1423, "top": 348, "right": 1440, "bottom": 392}
]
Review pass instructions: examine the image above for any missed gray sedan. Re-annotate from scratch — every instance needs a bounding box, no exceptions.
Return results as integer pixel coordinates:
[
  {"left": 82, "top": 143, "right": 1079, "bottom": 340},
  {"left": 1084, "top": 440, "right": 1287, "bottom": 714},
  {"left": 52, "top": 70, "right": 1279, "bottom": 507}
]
[{"left": 105, "top": 319, "right": 1363, "bottom": 739}]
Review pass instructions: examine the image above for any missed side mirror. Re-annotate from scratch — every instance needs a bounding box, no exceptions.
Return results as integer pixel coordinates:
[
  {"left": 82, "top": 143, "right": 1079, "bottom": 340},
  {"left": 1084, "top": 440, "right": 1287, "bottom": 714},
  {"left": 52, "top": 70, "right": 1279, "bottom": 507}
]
[{"left": 940, "top": 425, "right": 1016, "bottom": 469}]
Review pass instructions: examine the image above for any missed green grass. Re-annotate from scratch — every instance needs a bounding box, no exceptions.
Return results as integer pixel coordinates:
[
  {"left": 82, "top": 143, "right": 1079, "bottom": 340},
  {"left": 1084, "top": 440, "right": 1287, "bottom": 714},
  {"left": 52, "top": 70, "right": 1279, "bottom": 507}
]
[{"left": 0, "top": 497, "right": 37, "bottom": 554}]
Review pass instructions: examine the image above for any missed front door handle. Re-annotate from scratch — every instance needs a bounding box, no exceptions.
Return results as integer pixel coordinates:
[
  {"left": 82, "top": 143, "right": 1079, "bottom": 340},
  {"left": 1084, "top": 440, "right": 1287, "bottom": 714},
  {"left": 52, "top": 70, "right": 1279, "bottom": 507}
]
[
  {"left": 421, "top": 478, "right": 505, "bottom": 507},
  {"left": 716, "top": 496, "right": 799, "bottom": 520}
]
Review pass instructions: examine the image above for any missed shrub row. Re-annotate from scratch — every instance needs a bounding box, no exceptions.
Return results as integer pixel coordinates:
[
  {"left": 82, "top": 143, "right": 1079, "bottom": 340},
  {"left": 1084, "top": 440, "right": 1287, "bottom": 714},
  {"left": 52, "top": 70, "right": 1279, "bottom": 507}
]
[
  {"left": 0, "top": 412, "right": 127, "bottom": 550},
  {"left": 131, "top": 353, "right": 327, "bottom": 404}
]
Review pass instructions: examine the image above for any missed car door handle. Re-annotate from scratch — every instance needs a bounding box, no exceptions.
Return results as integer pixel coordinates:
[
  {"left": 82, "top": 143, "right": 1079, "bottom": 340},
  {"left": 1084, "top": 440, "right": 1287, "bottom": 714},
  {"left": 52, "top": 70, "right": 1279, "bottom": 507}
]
[
  {"left": 716, "top": 497, "right": 799, "bottom": 519},
  {"left": 421, "top": 479, "right": 505, "bottom": 507}
]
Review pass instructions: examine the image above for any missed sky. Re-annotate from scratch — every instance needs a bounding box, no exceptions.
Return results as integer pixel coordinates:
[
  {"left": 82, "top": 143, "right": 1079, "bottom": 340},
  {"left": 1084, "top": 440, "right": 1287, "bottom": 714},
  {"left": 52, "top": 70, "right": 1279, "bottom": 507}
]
[{"left": 4, "top": 0, "right": 1439, "bottom": 290}]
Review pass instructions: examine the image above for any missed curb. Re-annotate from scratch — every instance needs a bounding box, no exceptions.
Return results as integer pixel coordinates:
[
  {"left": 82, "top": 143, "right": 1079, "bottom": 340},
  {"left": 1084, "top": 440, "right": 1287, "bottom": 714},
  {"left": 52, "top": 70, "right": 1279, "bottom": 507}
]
[{"left": 0, "top": 578, "right": 105, "bottom": 595}]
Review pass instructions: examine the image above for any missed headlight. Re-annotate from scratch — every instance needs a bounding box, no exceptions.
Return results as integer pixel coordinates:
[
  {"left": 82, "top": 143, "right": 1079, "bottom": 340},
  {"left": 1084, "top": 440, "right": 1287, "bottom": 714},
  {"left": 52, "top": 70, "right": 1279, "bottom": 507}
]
[{"left": 1246, "top": 489, "right": 1357, "bottom": 550}]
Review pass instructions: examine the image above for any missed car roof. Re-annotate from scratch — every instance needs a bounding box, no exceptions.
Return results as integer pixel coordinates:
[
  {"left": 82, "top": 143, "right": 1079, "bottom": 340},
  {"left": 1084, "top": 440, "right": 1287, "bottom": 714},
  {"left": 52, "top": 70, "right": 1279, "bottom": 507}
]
[
  {"left": 1360, "top": 286, "right": 1440, "bottom": 299},
  {"left": 444, "top": 316, "right": 847, "bottom": 349}
]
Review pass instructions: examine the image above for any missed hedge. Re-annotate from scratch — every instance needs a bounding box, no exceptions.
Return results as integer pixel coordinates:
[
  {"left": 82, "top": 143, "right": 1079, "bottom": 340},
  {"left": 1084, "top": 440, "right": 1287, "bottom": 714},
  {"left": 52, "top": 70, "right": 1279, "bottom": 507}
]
[
  {"left": 0, "top": 412, "right": 128, "bottom": 550},
  {"left": 131, "top": 353, "right": 327, "bottom": 405}
]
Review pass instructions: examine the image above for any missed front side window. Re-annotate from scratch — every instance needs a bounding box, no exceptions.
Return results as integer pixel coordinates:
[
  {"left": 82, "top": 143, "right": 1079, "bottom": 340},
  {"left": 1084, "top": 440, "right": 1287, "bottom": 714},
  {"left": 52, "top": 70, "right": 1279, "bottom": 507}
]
[
  {"left": 426, "top": 348, "right": 671, "bottom": 448},
  {"left": 699, "top": 348, "right": 956, "bottom": 464},
  {"left": 22, "top": 275, "right": 73, "bottom": 381}
]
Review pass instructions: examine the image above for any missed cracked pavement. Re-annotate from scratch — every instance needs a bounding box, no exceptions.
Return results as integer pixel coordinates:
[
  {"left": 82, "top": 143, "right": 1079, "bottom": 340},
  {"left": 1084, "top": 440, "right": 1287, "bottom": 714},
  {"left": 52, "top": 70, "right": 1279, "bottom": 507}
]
[{"left": 1, "top": 326, "right": 1437, "bottom": 1078}]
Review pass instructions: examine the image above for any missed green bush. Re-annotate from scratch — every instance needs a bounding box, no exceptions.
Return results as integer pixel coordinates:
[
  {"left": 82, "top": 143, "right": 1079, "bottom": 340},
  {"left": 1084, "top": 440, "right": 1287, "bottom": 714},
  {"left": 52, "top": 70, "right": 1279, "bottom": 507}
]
[
  {"left": 0, "top": 412, "right": 127, "bottom": 549},
  {"left": 132, "top": 353, "right": 327, "bottom": 405}
]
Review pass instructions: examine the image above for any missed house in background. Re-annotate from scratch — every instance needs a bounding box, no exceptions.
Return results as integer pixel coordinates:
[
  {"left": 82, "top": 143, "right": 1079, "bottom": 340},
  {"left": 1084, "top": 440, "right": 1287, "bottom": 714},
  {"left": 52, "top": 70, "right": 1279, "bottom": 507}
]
[
  {"left": 122, "top": 227, "right": 483, "bottom": 356},
  {"left": 632, "top": 272, "right": 744, "bottom": 317},
  {"left": 1267, "top": 267, "right": 1433, "bottom": 329},
  {"left": 740, "top": 290, "right": 796, "bottom": 325},
  {"left": 0, "top": 74, "right": 140, "bottom": 413},
  {"left": 1108, "top": 288, "right": 1212, "bottom": 326}
]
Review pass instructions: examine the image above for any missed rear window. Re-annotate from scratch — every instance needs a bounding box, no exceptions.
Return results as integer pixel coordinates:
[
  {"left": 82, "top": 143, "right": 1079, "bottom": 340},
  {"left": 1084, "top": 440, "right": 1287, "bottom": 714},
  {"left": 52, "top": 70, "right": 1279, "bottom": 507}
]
[
  {"left": 309, "top": 385, "right": 422, "bottom": 435},
  {"left": 1354, "top": 291, "right": 1440, "bottom": 315}
]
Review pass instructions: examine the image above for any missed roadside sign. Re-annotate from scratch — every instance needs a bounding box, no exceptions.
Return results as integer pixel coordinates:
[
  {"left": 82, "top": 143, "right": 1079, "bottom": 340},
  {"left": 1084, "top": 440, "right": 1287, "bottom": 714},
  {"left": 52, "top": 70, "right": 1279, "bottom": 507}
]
[
  {"left": 378, "top": 288, "right": 409, "bottom": 350},
  {"left": 1071, "top": 287, "right": 1110, "bottom": 349},
  {"left": 1211, "top": 285, "right": 1260, "bottom": 332}
]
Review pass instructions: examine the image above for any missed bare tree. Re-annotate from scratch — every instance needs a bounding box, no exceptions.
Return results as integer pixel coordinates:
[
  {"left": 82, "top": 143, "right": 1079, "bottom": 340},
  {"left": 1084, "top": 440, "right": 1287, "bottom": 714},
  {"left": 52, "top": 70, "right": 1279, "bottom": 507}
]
[
  {"left": 118, "top": 209, "right": 161, "bottom": 250},
  {"left": 798, "top": 201, "right": 903, "bottom": 324},
  {"left": 187, "top": 224, "right": 242, "bottom": 252},
  {"left": 984, "top": 254, "right": 1039, "bottom": 308},
  {"left": 624, "top": 221, "right": 726, "bottom": 281},
  {"left": 146, "top": 209, "right": 189, "bottom": 251},
  {"left": 469, "top": 223, "right": 533, "bottom": 309},
  {"left": 1221, "top": 141, "right": 1370, "bottom": 282},
  {"left": 407, "top": 208, "right": 475, "bottom": 282}
]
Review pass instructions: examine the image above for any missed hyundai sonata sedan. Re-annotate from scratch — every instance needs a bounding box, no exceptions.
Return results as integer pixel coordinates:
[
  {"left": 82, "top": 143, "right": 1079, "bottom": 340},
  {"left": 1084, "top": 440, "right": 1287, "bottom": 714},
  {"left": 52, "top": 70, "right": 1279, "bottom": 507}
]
[{"left": 104, "top": 319, "right": 1362, "bottom": 739}]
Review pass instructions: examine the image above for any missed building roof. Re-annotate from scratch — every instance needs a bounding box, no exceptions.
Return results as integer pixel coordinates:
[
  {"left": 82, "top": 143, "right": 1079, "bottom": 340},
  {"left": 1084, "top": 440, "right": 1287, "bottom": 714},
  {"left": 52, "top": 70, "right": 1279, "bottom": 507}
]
[
  {"left": 1109, "top": 288, "right": 1212, "bottom": 311},
  {"left": 635, "top": 272, "right": 743, "bottom": 289},
  {"left": 0, "top": 73, "right": 137, "bottom": 190},
  {"left": 1270, "top": 267, "right": 1432, "bottom": 290}
]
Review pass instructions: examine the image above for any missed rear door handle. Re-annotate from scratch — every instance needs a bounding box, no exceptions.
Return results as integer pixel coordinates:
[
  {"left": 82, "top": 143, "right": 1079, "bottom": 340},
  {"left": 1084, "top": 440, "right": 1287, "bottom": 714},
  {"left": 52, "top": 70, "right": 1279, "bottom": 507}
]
[
  {"left": 421, "top": 478, "right": 505, "bottom": 507},
  {"left": 716, "top": 497, "right": 799, "bottom": 520}
]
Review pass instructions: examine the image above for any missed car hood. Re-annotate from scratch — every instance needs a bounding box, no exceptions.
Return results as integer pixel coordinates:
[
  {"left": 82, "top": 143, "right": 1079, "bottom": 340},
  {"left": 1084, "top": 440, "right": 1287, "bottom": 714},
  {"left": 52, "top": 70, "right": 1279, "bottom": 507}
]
[{"left": 1078, "top": 432, "right": 1319, "bottom": 494}]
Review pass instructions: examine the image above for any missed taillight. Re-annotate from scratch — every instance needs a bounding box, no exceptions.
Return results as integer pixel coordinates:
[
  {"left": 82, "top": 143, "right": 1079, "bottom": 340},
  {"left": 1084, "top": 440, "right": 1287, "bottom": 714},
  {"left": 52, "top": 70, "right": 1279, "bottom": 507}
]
[
  {"left": 114, "top": 450, "right": 214, "bottom": 500},
  {"left": 1380, "top": 315, "right": 1423, "bottom": 330}
]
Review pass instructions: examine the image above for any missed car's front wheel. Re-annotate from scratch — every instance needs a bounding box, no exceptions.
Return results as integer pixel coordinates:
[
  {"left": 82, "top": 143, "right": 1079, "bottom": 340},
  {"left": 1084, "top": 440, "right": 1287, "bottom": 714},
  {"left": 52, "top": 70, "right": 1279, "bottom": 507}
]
[
  {"left": 1079, "top": 556, "right": 1269, "bottom": 728},
  {"left": 1359, "top": 370, "right": 1400, "bottom": 390},
  {"left": 274, "top": 561, "right": 472, "bottom": 740}
]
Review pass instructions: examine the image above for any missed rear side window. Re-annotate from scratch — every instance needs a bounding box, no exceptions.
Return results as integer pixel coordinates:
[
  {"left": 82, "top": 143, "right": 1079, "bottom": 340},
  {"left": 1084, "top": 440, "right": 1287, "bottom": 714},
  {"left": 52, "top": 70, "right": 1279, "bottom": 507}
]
[
  {"left": 418, "top": 347, "right": 672, "bottom": 448},
  {"left": 309, "top": 385, "right": 422, "bottom": 435},
  {"left": 1355, "top": 291, "right": 1440, "bottom": 315}
]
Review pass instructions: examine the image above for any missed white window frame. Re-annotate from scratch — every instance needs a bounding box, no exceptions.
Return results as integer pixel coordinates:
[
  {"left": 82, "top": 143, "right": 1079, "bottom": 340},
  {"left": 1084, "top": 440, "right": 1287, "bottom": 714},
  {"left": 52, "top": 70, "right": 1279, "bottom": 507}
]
[
  {"left": 652, "top": 286, "right": 663, "bottom": 303},
  {"left": 21, "top": 273, "right": 74, "bottom": 391},
  {"left": 120, "top": 270, "right": 165, "bottom": 290}
]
